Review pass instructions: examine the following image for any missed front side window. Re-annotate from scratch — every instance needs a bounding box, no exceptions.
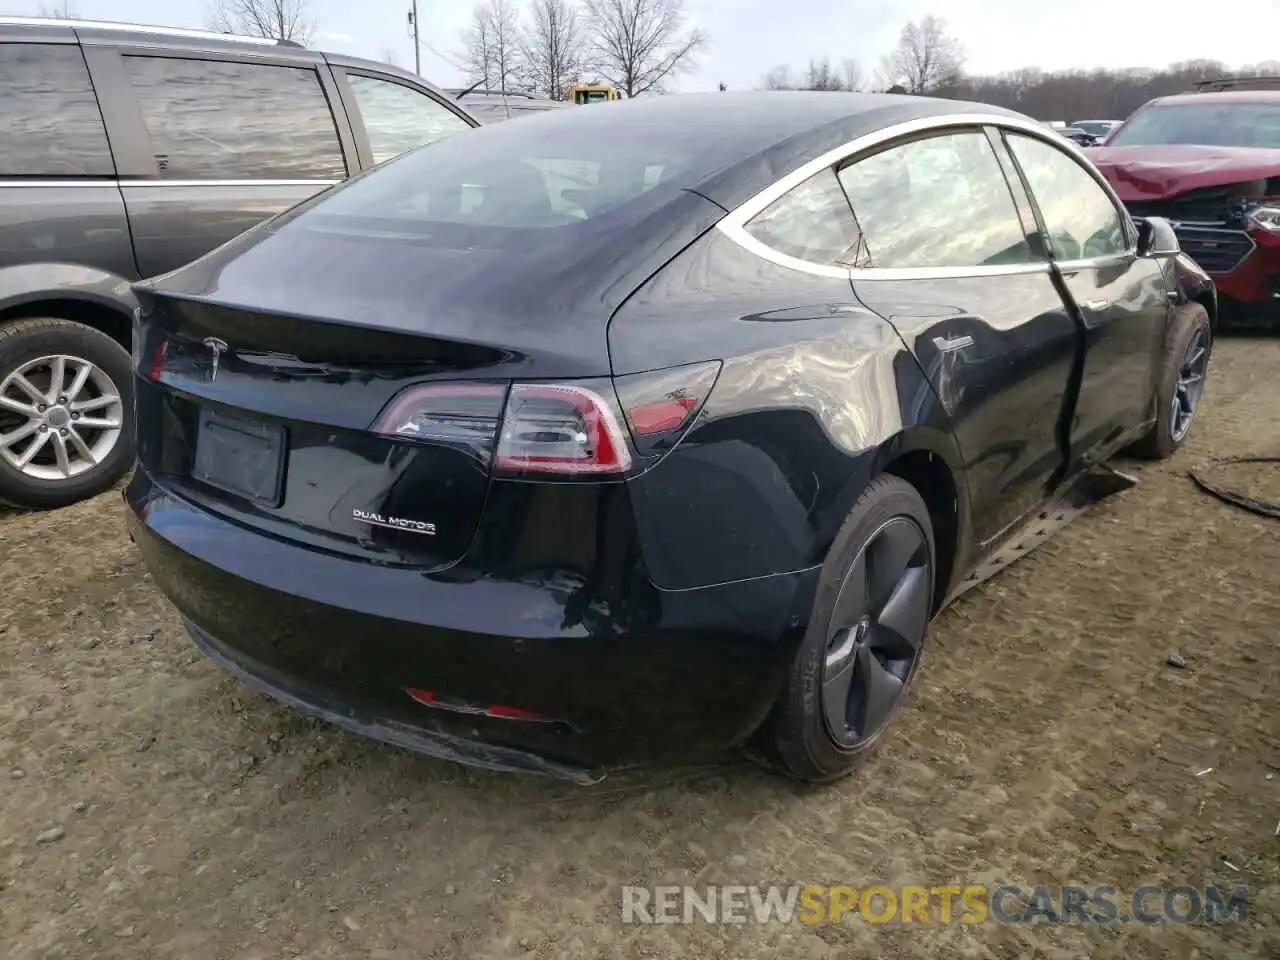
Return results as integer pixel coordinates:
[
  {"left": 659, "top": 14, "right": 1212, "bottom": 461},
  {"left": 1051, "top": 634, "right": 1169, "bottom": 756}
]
[
  {"left": 0, "top": 43, "right": 113, "bottom": 176},
  {"left": 837, "top": 131, "right": 1036, "bottom": 269},
  {"left": 1005, "top": 133, "right": 1127, "bottom": 260},
  {"left": 742, "top": 169, "right": 863, "bottom": 265},
  {"left": 1108, "top": 103, "right": 1280, "bottom": 149},
  {"left": 121, "top": 56, "right": 346, "bottom": 180},
  {"left": 346, "top": 74, "right": 473, "bottom": 165}
]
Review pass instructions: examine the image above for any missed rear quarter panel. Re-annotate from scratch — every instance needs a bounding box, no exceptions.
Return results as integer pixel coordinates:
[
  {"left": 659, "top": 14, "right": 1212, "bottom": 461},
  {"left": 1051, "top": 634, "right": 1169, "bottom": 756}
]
[{"left": 609, "top": 231, "right": 963, "bottom": 590}]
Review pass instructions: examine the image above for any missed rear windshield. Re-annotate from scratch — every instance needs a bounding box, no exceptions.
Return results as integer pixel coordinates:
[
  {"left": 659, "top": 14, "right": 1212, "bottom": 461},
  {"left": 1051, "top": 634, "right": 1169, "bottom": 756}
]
[
  {"left": 1109, "top": 103, "right": 1280, "bottom": 149},
  {"left": 280, "top": 110, "right": 728, "bottom": 243}
]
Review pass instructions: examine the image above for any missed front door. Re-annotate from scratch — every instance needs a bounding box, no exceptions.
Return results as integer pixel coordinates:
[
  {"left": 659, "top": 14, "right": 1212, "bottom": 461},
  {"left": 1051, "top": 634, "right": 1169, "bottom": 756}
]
[{"left": 1002, "top": 131, "right": 1170, "bottom": 465}]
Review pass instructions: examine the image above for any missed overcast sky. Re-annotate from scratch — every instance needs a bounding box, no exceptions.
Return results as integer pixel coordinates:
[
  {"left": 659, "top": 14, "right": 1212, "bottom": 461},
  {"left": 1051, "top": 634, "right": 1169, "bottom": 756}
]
[{"left": 14, "top": 0, "right": 1280, "bottom": 92}]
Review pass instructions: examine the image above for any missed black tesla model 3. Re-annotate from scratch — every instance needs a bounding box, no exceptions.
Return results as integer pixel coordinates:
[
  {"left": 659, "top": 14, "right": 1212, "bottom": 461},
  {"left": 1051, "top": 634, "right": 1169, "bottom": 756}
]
[{"left": 125, "top": 92, "right": 1215, "bottom": 784}]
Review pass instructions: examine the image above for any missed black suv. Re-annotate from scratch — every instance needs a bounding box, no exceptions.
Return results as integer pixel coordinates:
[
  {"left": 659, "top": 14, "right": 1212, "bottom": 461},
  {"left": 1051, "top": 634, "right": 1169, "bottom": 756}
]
[{"left": 0, "top": 17, "right": 479, "bottom": 509}]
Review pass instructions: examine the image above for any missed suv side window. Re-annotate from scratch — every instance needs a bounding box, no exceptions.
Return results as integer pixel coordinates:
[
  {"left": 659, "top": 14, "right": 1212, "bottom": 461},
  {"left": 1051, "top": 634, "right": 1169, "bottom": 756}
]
[
  {"left": 1005, "top": 132, "right": 1127, "bottom": 260},
  {"left": 346, "top": 74, "right": 473, "bottom": 165},
  {"left": 837, "top": 131, "right": 1035, "bottom": 269},
  {"left": 0, "top": 43, "right": 114, "bottom": 176},
  {"left": 120, "top": 56, "right": 346, "bottom": 181},
  {"left": 742, "top": 169, "right": 863, "bottom": 266}
]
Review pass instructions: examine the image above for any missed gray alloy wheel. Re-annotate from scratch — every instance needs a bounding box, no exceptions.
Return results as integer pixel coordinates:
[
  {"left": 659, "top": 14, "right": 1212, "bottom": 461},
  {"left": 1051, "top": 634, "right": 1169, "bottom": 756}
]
[{"left": 0, "top": 353, "right": 125, "bottom": 480}]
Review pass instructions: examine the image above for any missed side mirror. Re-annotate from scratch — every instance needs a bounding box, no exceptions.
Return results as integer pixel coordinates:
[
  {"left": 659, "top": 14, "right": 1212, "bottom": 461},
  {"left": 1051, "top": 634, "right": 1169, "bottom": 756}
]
[{"left": 1135, "top": 216, "right": 1180, "bottom": 257}]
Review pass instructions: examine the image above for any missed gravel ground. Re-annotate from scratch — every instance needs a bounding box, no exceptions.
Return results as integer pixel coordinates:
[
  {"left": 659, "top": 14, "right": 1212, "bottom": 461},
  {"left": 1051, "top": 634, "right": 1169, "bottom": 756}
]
[{"left": 2, "top": 337, "right": 1278, "bottom": 960}]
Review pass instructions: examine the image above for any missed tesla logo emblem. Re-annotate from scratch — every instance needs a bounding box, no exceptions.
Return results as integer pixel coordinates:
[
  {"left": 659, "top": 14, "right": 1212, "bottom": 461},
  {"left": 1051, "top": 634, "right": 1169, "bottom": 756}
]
[{"left": 202, "top": 337, "right": 228, "bottom": 382}]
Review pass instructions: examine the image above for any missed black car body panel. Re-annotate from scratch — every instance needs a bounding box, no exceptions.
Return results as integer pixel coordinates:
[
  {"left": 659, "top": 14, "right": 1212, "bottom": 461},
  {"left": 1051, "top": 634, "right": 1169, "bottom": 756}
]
[
  {"left": 125, "top": 93, "right": 1203, "bottom": 777},
  {"left": 139, "top": 185, "right": 728, "bottom": 382}
]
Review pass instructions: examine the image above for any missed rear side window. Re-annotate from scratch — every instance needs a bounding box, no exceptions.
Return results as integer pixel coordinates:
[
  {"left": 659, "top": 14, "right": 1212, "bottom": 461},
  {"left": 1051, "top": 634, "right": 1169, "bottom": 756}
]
[
  {"left": 742, "top": 169, "right": 863, "bottom": 265},
  {"left": 0, "top": 43, "right": 113, "bottom": 176},
  {"left": 837, "top": 131, "right": 1036, "bottom": 269},
  {"left": 121, "top": 56, "right": 346, "bottom": 181},
  {"left": 346, "top": 74, "right": 472, "bottom": 165}
]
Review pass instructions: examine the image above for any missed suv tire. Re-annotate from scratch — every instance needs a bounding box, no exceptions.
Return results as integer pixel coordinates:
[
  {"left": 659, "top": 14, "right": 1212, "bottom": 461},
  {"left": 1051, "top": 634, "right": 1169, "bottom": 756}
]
[{"left": 0, "top": 318, "right": 135, "bottom": 509}]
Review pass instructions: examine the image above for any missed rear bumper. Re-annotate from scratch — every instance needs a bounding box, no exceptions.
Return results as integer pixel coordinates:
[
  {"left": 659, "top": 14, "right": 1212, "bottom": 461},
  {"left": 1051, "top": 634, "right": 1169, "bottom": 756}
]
[{"left": 125, "top": 470, "right": 818, "bottom": 777}]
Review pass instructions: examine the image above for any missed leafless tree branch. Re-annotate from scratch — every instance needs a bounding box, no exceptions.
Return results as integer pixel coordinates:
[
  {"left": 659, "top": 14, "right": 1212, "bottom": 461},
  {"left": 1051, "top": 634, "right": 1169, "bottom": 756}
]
[
  {"left": 519, "top": 0, "right": 586, "bottom": 100},
  {"left": 582, "top": 0, "right": 706, "bottom": 97},
  {"left": 205, "top": 0, "right": 316, "bottom": 45},
  {"left": 461, "top": 0, "right": 525, "bottom": 92}
]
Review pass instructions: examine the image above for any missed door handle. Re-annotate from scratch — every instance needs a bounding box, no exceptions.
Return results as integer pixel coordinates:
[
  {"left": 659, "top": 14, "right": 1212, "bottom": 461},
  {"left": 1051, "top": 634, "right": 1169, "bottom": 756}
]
[{"left": 932, "top": 335, "right": 974, "bottom": 352}]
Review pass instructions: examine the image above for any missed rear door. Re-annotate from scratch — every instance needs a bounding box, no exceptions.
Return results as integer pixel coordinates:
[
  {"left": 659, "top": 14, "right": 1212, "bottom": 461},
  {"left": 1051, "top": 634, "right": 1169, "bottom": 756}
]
[
  {"left": 840, "top": 128, "right": 1078, "bottom": 546},
  {"left": 1000, "top": 130, "right": 1169, "bottom": 464},
  {"left": 82, "top": 41, "right": 354, "bottom": 279}
]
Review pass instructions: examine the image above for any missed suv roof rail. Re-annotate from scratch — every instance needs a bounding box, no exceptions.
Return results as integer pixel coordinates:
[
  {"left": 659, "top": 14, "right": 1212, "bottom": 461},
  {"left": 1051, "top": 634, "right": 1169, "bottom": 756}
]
[
  {"left": 0, "top": 16, "right": 305, "bottom": 48},
  {"left": 1194, "top": 76, "right": 1280, "bottom": 92}
]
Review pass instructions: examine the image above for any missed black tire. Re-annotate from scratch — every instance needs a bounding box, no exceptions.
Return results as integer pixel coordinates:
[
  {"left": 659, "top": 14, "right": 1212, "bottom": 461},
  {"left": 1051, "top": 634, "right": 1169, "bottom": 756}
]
[
  {"left": 0, "top": 318, "right": 135, "bottom": 510},
  {"left": 1125, "top": 303, "right": 1213, "bottom": 461},
  {"left": 754, "top": 474, "right": 936, "bottom": 783}
]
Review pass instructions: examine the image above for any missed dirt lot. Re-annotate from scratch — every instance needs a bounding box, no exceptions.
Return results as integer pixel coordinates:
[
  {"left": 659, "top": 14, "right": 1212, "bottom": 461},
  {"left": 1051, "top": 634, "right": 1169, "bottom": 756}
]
[{"left": 2, "top": 337, "right": 1279, "bottom": 960}]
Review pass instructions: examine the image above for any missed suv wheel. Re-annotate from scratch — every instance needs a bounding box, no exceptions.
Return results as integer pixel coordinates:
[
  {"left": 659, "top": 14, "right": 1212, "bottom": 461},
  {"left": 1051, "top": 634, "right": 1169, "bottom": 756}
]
[{"left": 0, "top": 318, "right": 135, "bottom": 509}]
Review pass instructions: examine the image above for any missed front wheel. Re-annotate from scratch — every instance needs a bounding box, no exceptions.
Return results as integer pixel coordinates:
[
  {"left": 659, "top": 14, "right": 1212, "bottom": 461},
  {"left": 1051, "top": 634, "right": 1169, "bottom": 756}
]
[
  {"left": 1125, "top": 302, "right": 1212, "bottom": 461},
  {"left": 0, "top": 318, "right": 135, "bottom": 510},
  {"left": 754, "top": 474, "right": 936, "bottom": 783}
]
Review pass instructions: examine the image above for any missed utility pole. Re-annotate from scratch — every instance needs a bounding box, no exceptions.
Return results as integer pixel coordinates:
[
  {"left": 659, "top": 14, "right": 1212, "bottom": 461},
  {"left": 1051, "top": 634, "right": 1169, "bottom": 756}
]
[{"left": 407, "top": 2, "right": 421, "bottom": 76}]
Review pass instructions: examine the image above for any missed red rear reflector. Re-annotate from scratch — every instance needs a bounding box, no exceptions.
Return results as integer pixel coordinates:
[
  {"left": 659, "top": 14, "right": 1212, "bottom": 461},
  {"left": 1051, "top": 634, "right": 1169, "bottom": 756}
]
[
  {"left": 404, "top": 688, "right": 554, "bottom": 723},
  {"left": 484, "top": 704, "right": 549, "bottom": 721}
]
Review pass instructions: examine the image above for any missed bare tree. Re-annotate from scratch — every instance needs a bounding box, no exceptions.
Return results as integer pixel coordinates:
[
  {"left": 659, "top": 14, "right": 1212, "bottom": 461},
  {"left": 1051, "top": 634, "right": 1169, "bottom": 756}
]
[
  {"left": 583, "top": 0, "right": 706, "bottom": 97},
  {"left": 761, "top": 64, "right": 797, "bottom": 90},
  {"left": 380, "top": 46, "right": 400, "bottom": 67},
  {"left": 462, "top": 0, "right": 524, "bottom": 92},
  {"left": 37, "top": 1, "right": 78, "bottom": 16},
  {"left": 760, "top": 57, "right": 864, "bottom": 92},
  {"left": 879, "top": 15, "right": 964, "bottom": 95},
  {"left": 520, "top": 0, "right": 586, "bottom": 100},
  {"left": 206, "top": 0, "right": 316, "bottom": 45},
  {"left": 841, "top": 58, "right": 865, "bottom": 92}
]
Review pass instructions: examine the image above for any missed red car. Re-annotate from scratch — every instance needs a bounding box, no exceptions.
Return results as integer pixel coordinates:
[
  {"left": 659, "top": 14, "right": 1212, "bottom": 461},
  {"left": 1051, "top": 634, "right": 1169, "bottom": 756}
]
[{"left": 1091, "top": 78, "right": 1280, "bottom": 322}]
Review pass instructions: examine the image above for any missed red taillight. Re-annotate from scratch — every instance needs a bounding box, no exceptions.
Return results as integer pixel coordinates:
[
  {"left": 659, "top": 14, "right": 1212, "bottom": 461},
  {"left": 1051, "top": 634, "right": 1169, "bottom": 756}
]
[
  {"left": 628, "top": 396, "right": 698, "bottom": 436},
  {"left": 147, "top": 339, "right": 169, "bottom": 382},
  {"left": 614, "top": 360, "right": 721, "bottom": 451},
  {"left": 371, "top": 382, "right": 508, "bottom": 463},
  {"left": 495, "top": 383, "right": 631, "bottom": 475},
  {"left": 371, "top": 361, "right": 720, "bottom": 478}
]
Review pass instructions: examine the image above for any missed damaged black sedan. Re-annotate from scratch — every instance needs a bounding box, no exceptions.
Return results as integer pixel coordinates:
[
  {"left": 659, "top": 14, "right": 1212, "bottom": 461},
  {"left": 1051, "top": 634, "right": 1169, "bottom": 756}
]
[{"left": 125, "top": 92, "right": 1215, "bottom": 784}]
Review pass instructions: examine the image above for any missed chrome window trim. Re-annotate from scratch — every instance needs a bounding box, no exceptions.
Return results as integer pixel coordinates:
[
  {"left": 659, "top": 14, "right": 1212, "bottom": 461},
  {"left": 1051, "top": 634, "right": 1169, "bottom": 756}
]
[
  {"left": 122, "top": 179, "right": 341, "bottom": 188},
  {"left": 0, "top": 179, "right": 339, "bottom": 188},
  {"left": 716, "top": 111, "right": 1136, "bottom": 279}
]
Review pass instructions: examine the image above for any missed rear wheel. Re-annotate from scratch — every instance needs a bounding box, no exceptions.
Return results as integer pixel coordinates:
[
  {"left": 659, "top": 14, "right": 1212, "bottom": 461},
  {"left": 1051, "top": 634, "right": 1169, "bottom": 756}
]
[
  {"left": 755, "top": 475, "right": 936, "bottom": 783},
  {"left": 0, "top": 318, "right": 134, "bottom": 509},
  {"left": 1126, "top": 303, "right": 1212, "bottom": 461}
]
